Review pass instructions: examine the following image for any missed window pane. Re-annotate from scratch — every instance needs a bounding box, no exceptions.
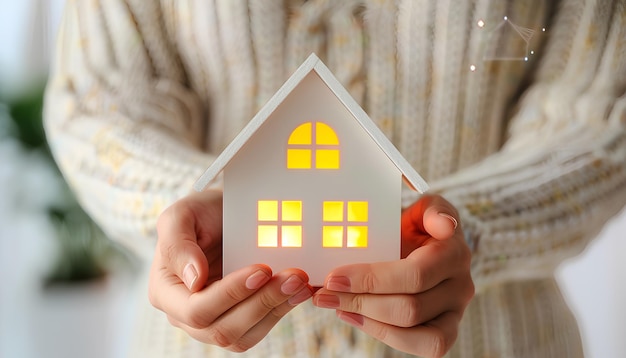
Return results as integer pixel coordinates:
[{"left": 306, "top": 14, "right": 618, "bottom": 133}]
[
  {"left": 348, "top": 201, "right": 368, "bottom": 222},
  {"left": 258, "top": 225, "right": 278, "bottom": 247},
  {"left": 323, "top": 226, "right": 343, "bottom": 247},
  {"left": 316, "top": 122, "right": 339, "bottom": 145},
  {"left": 282, "top": 226, "right": 302, "bottom": 247},
  {"left": 316, "top": 149, "right": 339, "bottom": 169},
  {"left": 288, "top": 122, "right": 312, "bottom": 144},
  {"left": 323, "top": 201, "right": 344, "bottom": 222},
  {"left": 282, "top": 201, "right": 302, "bottom": 221},
  {"left": 258, "top": 200, "right": 278, "bottom": 221},
  {"left": 347, "top": 226, "right": 368, "bottom": 248},
  {"left": 287, "top": 149, "right": 312, "bottom": 169}
]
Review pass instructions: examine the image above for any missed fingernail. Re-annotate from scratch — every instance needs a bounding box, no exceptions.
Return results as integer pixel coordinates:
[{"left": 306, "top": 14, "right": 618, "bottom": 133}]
[
  {"left": 326, "top": 276, "right": 351, "bottom": 292},
  {"left": 313, "top": 294, "right": 340, "bottom": 309},
  {"left": 281, "top": 275, "right": 305, "bottom": 295},
  {"left": 288, "top": 288, "right": 313, "bottom": 306},
  {"left": 438, "top": 212, "right": 458, "bottom": 230},
  {"left": 182, "top": 263, "right": 198, "bottom": 290},
  {"left": 337, "top": 311, "right": 364, "bottom": 327},
  {"left": 246, "top": 270, "right": 271, "bottom": 290}
]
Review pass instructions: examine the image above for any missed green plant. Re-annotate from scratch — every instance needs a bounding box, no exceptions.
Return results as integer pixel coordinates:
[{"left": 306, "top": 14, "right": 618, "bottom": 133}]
[{"left": 3, "top": 82, "right": 128, "bottom": 285}]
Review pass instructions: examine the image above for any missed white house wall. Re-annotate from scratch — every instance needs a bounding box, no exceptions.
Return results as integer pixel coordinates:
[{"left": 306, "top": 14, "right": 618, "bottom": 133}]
[{"left": 223, "top": 71, "right": 401, "bottom": 285}]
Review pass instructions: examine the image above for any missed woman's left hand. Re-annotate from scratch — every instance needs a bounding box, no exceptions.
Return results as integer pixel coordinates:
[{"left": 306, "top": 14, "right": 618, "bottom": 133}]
[{"left": 312, "top": 194, "right": 474, "bottom": 358}]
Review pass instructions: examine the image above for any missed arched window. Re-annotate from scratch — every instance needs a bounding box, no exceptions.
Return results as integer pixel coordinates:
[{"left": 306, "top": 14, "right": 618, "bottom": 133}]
[{"left": 287, "top": 122, "right": 340, "bottom": 169}]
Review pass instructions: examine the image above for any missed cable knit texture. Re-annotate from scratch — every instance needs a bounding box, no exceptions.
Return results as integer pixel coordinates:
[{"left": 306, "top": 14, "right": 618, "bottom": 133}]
[{"left": 44, "top": 0, "right": 626, "bottom": 357}]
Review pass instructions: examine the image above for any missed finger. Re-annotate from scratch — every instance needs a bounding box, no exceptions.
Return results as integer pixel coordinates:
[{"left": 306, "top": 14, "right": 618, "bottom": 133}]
[
  {"left": 190, "top": 269, "right": 310, "bottom": 348},
  {"left": 336, "top": 310, "right": 461, "bottom": 358},
  {"left": 325, "top": 241, "right": 462, "bottom": 294},
  {"left": 403, "top": 195, "right": 459, "bottom": 240},
  {"left": 150, "top": 264, "right": 272, "bottom": 329},
  {"left": 230, "top": 286, "right": 314, "bottom": 352},
  {"left": 314, "top": 277, "right": 471, "bottom": 327},
  {"left": 170, "top": 285, "right": 312, "bottom": 352},
  {"left": 156, "top": 203, "right": 210, "bottom": 292}
]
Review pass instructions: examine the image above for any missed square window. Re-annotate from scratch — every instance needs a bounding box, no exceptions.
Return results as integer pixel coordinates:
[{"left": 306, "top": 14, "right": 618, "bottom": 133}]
[
  {"left": 323, "top": 226, "right": 343, "bottom": 247},
  {"left": 348, "top": 201, "right": 368, "bottom": 222},
  {"left": 316, "top": 149, "right": 339, "bottom": 169},
  {"left": 258, "top": 225, "right": 278, "bottom": 247},
  {"left": 258, "top": 201, "right": 278, "bottom": 221},
  {"left": 287, "top": 149, "right": 312, "bottom": 169},
  {"left": 281, "top": 225, "right": 302, "bottom": 247},
  {"left": 323, "top": 201, "right": 344, "bottom": 222},
  {"left": 347, "top": 226, "right": 368, "bottom": 248},
  {"left": 282, "top": 201, "right": 302, "bottom": 221}
]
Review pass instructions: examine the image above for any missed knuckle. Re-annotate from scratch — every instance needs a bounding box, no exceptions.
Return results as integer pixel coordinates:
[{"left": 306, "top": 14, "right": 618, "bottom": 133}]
[
  {"left": 270, "top": 302, "right": 294, "bottom": 320},
  {"left": 207, "top": 325, "right": 237, "bottom": 348},
  {"left": 396, "top": 295, "right": 421, "bottom": 327},
  {"left": 223, "top": 282, "right": 247, "bottom": 303},
  {"left": 429, "top": 331, "right": 454, "bottom": 358},
  {"left": 184, "top": 299, "right": 209, "bottom": 329},
  {"left": 408, "top": 263, "right": 426, "bottom": 293},
  {"left": 228, "top": 343, "right": 251, "bottom": 353},
  {"left": 147, "top": 287, "right": 159, "bottom": 309},
  {"left": 370, "top": 322, "right": 390, "bottom": 342},
  {"left": 166, "top": 315, "right": 181, "bottom": 328},
  {"left": 361, "top": 267, "right": 377, "bottom": 292},
  {"left": 349, "top": 294, "right": 364, "bottom": 313},
  {"left": 258, "top": 291, "right": 281, "bottom": 312}
]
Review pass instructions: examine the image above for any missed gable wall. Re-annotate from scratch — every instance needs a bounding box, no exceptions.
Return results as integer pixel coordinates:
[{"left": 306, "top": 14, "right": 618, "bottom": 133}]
[{"left": 222, "top": 72, "right": 402, "bottom": 284}]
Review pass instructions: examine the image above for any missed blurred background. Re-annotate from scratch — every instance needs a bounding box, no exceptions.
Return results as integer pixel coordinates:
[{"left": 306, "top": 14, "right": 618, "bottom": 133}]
[{"left": 0, "top": 1, "right": 624, "bottom": 357}]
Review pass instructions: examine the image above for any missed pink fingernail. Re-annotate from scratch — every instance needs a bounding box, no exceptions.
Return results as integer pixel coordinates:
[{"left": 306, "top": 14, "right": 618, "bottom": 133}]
[
  {"left": 313, "top": 294, "right": 340, "bottom": 309},
  {"left": 438, "top": 212, "right": 458, "bottom": 230},
  {"left": 337, "top": 311, "right": 364, "bottom": 327},
  {"left": 326, "top": 276, "right": 351, "bottom": 292},
  {"left": 182, "top": 263, "right": 198, "bottom": 290},
  {"left": 288, "top": 288, "right": 313, "bottom": 306},
  {"left": 246, "top": 270, "right": 271, "bottom": 290},
  {"left": 281, "top": 275, "right": 305, "bottom": 295}
]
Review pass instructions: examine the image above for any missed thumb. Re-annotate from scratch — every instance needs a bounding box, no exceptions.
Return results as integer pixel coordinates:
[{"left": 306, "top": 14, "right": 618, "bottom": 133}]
[
  {"left": 156, "top": 205, "right": 210, "bottom": 292},
  {"left": 422, "top": 196, "right": 459, "bottom": 240}
]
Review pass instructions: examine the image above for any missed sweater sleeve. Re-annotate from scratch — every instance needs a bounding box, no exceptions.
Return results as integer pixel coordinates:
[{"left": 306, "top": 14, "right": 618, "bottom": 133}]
[
  {"left": 430, "top": 0, "right": 626, "bottom": 292},
  {"left": 43, "top": 0, "right": 214, "bottom": 259}
]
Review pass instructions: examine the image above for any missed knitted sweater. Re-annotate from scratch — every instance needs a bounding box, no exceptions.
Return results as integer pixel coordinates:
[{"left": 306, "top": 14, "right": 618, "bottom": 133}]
[{"left": 44, "top": 0, "right": 626, "bottom": 357}]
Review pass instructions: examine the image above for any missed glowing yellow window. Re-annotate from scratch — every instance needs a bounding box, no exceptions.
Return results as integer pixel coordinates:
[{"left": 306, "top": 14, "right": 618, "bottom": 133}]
[
  {"left": 322, "top": 201, "right": 368, "bottom": 248},
  {"left": 257, "top": 200, "right": 303, "bottom": 247},
  {"left": 347, "top": 226, "right": 368, "bottom": 248},
  {"left": 316, "top": 122, "right": 339, "bottom": 145},
  {"left": 323, "top": 226, "right": 343, "bottom": 247},
  {"left": 323, "top": 201, "right": 344, "bottom": 222},
  {"left": 287, "top": 121, "right": 340, "bottom": 169},
  {"left": 258, "top": 200, "right": 278, "bottom": 221},
  {"left": 282, "top": 201, "right": 302, "bottom": 221},
  {"left": 348, "top": 202, "right": 368, "bottom": 222},
  {"left": 282, "top": 226, "right": 302, "bottom": 247},
  {"left": 258, "top": 225, "right": 278, "bottom": 247}
]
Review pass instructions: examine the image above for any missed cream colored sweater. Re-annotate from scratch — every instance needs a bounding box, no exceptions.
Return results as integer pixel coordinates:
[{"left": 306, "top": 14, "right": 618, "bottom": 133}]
[{"left": 44, "top": 0, "right": 626, "bottom": 357}]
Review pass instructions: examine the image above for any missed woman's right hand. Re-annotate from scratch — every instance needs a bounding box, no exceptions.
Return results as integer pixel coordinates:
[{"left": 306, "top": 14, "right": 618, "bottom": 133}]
[{"left": 148, "top": 189, "right": 313, "bottom": 352}]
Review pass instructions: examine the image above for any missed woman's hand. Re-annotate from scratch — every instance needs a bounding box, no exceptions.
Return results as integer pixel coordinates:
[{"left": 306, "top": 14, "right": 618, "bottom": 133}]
[
  {"left": 312, "top": 194, "right": 474, "bottom": 358},
  {"left": 148, "top": 190, "right": 313, "bottom": 352}
]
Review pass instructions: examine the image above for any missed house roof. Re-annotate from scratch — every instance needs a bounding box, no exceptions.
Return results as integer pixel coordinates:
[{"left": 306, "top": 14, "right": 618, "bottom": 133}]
[{"left": 193, "top": 53, "right": 429, "bottom": 193}]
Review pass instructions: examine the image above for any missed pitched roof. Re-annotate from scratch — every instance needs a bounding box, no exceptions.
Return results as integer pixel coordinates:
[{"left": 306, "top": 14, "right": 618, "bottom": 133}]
[{"left": 193, "top": 53, "right": 428, "bottom": 193}]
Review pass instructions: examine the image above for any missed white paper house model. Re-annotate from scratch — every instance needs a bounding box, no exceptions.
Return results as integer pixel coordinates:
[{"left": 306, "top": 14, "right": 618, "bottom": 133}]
[{"left": 194, "top": 54, "right": 428, "bottom": 286}]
